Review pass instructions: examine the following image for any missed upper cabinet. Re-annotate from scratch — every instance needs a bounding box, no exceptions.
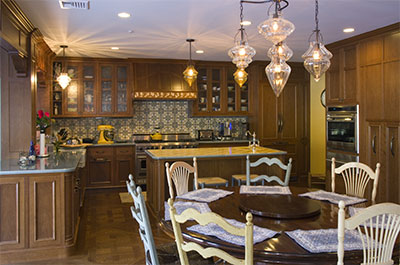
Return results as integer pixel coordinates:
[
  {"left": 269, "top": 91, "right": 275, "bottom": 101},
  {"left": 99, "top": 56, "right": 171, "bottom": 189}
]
[
  {"left": 325, "top": 44, "right": 358, "bottom": 106},
  {"left": 133, "top": 61, "right": 197, "bottom": 100},
  {"left": 51, "top": 59, "right": 132, "bottom": 117},
  {"left": 192, "top": 64, "right": 250, "bottom": 116}
]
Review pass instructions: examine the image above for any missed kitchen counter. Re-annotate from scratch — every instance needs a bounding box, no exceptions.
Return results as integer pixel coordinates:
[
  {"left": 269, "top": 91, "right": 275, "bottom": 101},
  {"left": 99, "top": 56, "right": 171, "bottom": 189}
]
[
  {"left": 146, "top": 146, "right": 285, "bottom": 160},
  {"left": 91, "top": 142, "right": 135, "bottom": 147},
  {"left": 196, "top": 139, "right": 250, "bottom": 144},
  {"left": 0, "top": 149, "right": 85, "bottom": 175}
]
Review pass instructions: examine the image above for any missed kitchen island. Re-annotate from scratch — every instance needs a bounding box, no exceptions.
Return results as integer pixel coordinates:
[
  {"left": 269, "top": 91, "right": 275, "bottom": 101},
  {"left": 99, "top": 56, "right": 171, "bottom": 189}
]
[
  {"left": 0, "top": 150, "right": 85, "bottom": 263},
  {"left": 145, "top": 146, "right": 286, "bottom": 218}
]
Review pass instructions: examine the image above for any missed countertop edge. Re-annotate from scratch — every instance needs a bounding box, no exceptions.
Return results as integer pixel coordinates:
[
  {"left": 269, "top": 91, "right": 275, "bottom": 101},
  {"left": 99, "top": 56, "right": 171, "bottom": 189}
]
[{"left": 145, "top": 150, "right": 287, "bottom": 160}]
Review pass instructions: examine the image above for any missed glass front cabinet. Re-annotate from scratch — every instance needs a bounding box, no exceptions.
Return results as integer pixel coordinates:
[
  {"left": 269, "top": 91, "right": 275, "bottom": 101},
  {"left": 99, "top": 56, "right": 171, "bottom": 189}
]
[
  {"left": 193, "top": 64, "right": 249, "bottom": 116},
  {"left": 51, "top": 61, "right": 131, "bottom": 117}
]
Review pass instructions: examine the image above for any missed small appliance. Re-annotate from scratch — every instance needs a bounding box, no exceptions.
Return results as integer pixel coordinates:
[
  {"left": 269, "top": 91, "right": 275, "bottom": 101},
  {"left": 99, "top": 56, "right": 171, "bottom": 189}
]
[
  {"left": 97, "top": 125, "right": 114, "bottom": 144},
  {"left": 197, "top": 130, "right": 214, "bottom": 141},
  {"left": 219, "top": 122, "right": 232, "bottom": 137}
]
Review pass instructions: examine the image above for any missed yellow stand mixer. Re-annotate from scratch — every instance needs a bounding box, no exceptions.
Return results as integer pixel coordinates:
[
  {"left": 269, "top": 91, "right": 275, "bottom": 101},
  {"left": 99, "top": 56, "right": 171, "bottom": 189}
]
[{"left": 97, "top": 125, "right": 114, "bottom": 144}]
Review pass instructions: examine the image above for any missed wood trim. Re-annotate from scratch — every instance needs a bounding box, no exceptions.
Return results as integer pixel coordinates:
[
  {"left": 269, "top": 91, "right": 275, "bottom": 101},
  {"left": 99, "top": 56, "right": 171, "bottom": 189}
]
[{"left": 327, "top": 23, "right": 400, "bottom": 50}]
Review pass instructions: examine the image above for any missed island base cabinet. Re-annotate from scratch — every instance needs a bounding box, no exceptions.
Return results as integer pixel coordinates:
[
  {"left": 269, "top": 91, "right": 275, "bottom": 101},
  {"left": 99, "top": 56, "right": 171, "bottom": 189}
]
[{"left": 0, "top": 176, "right": 25, "bottom": 251}]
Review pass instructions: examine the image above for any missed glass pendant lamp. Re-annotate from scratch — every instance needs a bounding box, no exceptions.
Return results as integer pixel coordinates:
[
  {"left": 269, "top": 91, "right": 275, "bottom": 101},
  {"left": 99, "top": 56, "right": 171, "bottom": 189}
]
[
  {"left": 57, "top": 45, "right": 71, "bottom": 89},
  {"left": 267, "top": 41, "right": 293, "bottom": 61},
  {"left": 302, "top": 0, "right": 332, "bottom": 81},
  {"left": 183, "top": 39, "right": 198, "bottom": 87},
  {"left": 228, "top": 0, "right": 256, "bottom": 87},
  {"left": 265, "top": 57, "right": 291, "bottom": 97}
]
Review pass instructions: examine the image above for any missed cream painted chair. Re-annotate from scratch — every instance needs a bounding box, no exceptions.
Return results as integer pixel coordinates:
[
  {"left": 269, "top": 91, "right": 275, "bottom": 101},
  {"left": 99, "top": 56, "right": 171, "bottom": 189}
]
[
  {"left": 331, "top": 158, "right": 380, "bottom": 203},
  {"left": 241, "top": 155, "right": 292, "bottom": 186},
  {"left": 168, "top": 198, "right": 254, "bottom": 265},
  {"left": 337, "top": 201, "right": 400, "bottom": 265},
  {"left": 165, "top": 158, "right": 199, "bottom": 198}
]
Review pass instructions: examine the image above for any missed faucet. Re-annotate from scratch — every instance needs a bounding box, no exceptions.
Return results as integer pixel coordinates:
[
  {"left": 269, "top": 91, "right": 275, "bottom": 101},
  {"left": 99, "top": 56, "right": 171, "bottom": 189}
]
[{"left": 246, "top": 131, "right": 259, "bottom": 148}]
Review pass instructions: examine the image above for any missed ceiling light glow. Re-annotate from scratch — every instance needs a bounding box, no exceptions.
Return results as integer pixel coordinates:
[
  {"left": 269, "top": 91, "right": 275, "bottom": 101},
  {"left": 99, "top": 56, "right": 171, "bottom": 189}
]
[
  {"left": 111, "top": 47, "right": 119, "bottom": 50},
  {"left": 343, "top": 28, "right": 355, "bottom": 33},
  {"left": 118, "top": 12, "right": 131, "bottom": 18},
  {"left": 240, "top": 20, "right": 252, "bottom": 26},
  {"left": 195, "top": 50, "right": 204, "bottom": 54}
]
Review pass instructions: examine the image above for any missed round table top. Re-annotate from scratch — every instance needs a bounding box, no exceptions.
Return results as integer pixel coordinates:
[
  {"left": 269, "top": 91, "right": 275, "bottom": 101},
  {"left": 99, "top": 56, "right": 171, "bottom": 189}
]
[
  {"left": 160, "top": 186, "right": 396, "bottom": 265},
  {"left": 239, "top": 194, "right": 321, "bottom": 219}
]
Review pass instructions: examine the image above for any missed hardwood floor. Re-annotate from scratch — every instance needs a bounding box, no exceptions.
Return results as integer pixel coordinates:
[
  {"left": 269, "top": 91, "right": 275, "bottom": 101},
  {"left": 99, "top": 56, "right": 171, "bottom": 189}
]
[
  {"left": 12, "top": 177, "right": 311, "bottom": 265},
  {"left": 13, "top": 188, "right": 174, "bottom": 265}
]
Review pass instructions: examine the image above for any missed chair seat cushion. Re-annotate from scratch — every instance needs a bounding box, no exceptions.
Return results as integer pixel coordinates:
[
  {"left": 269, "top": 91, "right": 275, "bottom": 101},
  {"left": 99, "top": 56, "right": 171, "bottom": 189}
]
[
  {"left": 198, "top": 177, "right": 228, "bottom": 185},
  {"left": 156, "top": 242, "right": 214, "bottom": 264},
  {"left": 232, "top": 174, "right": 258, "bottom": 181}
]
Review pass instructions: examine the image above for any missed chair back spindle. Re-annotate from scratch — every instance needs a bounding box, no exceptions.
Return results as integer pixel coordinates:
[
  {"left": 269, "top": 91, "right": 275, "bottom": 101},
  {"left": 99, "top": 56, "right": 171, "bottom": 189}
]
[{"left": 166, "top": 157, "right": 198, "bottom": 198}]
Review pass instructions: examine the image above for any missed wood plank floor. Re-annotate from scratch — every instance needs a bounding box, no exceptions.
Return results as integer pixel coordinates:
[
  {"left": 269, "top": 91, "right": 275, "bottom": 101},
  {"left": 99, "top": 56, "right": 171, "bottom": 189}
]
[{"left": 13, "top": 188, "right": 174, "bottom": 265}]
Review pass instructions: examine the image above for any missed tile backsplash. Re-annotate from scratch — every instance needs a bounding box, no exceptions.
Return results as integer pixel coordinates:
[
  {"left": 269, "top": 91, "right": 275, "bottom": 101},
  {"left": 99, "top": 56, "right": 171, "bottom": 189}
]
[{"left": 53, "top": 100, "right": 248, "bottom": 141}]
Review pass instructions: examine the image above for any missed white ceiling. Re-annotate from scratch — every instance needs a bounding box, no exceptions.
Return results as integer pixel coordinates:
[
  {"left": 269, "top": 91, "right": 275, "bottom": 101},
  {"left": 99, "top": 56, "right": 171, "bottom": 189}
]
[{"left": 15, "top": 0, "right": 400, "bottom": 62}]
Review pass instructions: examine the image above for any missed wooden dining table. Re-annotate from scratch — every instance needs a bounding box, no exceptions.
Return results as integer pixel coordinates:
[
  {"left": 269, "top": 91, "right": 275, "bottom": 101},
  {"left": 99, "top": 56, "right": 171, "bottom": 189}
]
[{"left": 160, "top": 186, "right": 400, "bottom": 265}]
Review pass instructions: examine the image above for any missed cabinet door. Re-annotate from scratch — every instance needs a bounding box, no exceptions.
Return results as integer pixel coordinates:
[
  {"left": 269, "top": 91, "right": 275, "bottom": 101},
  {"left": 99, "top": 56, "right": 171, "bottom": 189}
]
[
  {"left": 29, "top": 175, "right": 62, "bottom": 248},
  {"left": 210, "top": 67, "right": 222, "bottom": 113},
  {"left": 363, "top": 64, "right": 384, "bottom": 121},
  {"left": 385, "top": 124, "right": 399, "bottom": 203},
  {"left": 116, "top": 65, "right": 129, "bottom": 114},
  {"left": 195, "top": 68, "right": 209, "bottom": 113},
  {"left": 326, "top": 49, "right": 341, "bottom": 105},
  {"left": 342, "top": 46, "right": 357, "bottom": 104},
  {"left": 0, "top": 176, "right": 25, "bottom": 251},
  {"left": 88, "top": 156, "right": 113, "bottom": 186},
  {"left": 63, "top": 64, "right": 79, "bottom": 115},
  {"left": 260, "top": 82, "right": 279, "bottom": 141},
  {"left": 99, "top": 65, "right": 113, "bottom": 114},
  {"left": 115, "top": 155, "right": 134, "bottom": 185},
  {"left": 383, "top": 60, "right": 400, "bottom": 121},
  {"left": 366, "top": 122, "right": 382, "bottom": 173},
  {"left": 82, "top": 65, "right": 96, "bottom": 115},
  {"left": 52, "top": 62, "right": 63, "bottom": 116},
  {"left": 226, "top": 67, "right": 237, "bottom": 113}
]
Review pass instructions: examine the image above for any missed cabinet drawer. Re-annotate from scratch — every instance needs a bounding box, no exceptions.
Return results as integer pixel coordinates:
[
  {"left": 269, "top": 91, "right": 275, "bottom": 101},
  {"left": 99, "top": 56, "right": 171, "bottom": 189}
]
[
  {"left": 115, "top": 146, "right": 133, "bottom": 155},
  {"left": 88, "top": 147, "right": 113, "bottom": 158}
]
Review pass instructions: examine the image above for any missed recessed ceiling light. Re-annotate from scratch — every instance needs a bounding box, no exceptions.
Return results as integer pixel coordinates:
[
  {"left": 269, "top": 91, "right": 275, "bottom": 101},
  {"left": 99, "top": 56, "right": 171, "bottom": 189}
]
[
  {"left": 196, "top": 50, "right": 204, "bottom": 54},
  {"left": 343, "top": 28, "right": 355, "bottom": 33},
  {"left": 240, "top": 20, "right": 252, "bottom": 26},
  {"left": 111, "top": 47, "right": 119, "bottom": 50},
  {"left": 118, "top": 12, "right": 131, "bottom": 18}
]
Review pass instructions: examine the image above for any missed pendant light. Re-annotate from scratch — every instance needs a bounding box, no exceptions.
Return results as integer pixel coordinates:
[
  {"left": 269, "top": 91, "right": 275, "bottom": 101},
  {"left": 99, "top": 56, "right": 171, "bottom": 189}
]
[
  {"left": 258, "top": 0, "right": 294, "bottom": 97},
  {"left": 228, "top": 0, "right": 256, "bottom": 87},
  {"left": 183, "top": 39, "right": 198, "bottom": 87},
  {"left": 57, "top": 45, "right": 71, "bottom": 89},
  {"left": 302, "top": 0, "right": 332, "bottom": 82}
]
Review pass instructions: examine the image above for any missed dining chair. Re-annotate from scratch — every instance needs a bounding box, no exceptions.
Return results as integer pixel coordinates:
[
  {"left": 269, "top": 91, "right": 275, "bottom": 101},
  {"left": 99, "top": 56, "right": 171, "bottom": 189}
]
[
  {"left": 331, "top": 158, "right": 380, "bottom": 203},
  {"left": 165, "top": 158, "right": 199, "bottom": 199},
  {"left": 337, "top": 201, "right": 400, "bottom": 265},
  {"left": 168, "top": 198, "right": 254, "bottom": 265},
  {"left": 241, "top": 155, "right": 292, "bottom": 186}
]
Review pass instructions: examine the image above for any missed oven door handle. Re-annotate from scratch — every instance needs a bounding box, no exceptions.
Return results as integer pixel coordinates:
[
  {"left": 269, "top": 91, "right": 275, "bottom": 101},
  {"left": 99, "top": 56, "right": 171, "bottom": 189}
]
[{"left": 372, "top": 135, "right": 376, "bottom": 154}]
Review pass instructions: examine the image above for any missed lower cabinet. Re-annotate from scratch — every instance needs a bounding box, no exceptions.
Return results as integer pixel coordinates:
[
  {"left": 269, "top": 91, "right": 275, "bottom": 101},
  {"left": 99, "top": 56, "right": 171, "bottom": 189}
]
[{"left": 87, "top": 145, "right": 135, "bottom": 188}]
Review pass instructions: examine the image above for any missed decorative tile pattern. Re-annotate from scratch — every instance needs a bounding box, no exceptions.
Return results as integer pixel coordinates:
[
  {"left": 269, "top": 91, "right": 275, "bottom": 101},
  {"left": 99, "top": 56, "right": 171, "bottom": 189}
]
[{"left": 53, "top": 100, "right": 248, "bottom": 140}]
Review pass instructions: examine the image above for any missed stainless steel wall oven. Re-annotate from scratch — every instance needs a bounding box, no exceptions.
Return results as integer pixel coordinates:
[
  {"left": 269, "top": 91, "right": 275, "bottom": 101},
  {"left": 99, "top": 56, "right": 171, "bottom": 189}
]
[{"left": 326, "top": 105, "right": 359, "bottom": 154}]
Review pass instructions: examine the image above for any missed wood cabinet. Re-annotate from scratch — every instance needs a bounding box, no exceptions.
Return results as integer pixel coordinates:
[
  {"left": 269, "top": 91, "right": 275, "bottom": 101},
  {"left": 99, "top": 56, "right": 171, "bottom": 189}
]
[
  {"left": 133, "top": 60, "right": 197, "bottom": 99},
  {"left": 325, "top": 44, "right": 358, "bottom": 106},
  {"left": 87, "top": 145, "right": 134, "bottom": 188},
  {"left": 252, "top": 63, "right": 309, "bottom": 180},
  {"left": 51, "top": 59, "right": 132, "bottom": 117},
  {"left": 193, "top": 64, "right": 250, "bottom": 116}
]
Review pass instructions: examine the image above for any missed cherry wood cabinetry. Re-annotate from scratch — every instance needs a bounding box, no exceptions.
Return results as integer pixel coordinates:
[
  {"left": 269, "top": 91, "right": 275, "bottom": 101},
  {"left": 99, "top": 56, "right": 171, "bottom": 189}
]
[
  {"left": 193, "top": 64, "right": 250, "bottom": 116},
  {"left": 133, "top": 60, "right": 196, "bottom": 99},
  {"left": 87, "top": 145, "right": 134, "bottom": 188},
  {"left": 51, "top": 59, "right": 132, "bottom": 117},
  {"left": 325, "top": 44, "right": 358, "bottom": 106},
  {"left": 252, "top": 63, "right": 310, "bottom": 179},
  {"left": 0, "top": 172, "right": 81, "bottom": 263}
]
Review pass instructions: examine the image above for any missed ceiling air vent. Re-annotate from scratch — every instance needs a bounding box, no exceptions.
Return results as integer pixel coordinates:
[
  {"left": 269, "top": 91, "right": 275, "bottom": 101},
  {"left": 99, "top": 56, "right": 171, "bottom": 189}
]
[{"left": 59, "top": 0, "right": 90, "bottom": 10}]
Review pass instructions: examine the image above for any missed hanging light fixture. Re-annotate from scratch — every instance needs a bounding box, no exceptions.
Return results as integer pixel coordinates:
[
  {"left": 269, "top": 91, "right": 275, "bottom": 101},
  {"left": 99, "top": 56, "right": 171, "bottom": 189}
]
[
  {"left": 302, "top": 0, "right": 332, "bottom": 82},
  {"left": 228, "top": 1, "right": 256, "bottom": 87},
  {"left": 183, "top": 39, "right": 198, "bottom": 87},
  {"left": 57, "top": 45, "right": 71, "bottom": 89}
]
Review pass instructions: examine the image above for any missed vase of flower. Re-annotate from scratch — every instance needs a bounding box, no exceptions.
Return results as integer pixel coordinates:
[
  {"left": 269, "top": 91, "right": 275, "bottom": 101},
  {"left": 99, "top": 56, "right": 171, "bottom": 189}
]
[{"left": 36, "top": 110, "right": 51, "bottom": 157}]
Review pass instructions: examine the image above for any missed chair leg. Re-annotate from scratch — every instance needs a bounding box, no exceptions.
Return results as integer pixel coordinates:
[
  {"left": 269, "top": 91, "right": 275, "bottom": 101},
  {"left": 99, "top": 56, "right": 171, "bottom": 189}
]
[
  {"left": 232, "top": 178, "right": 235, "bottom": 186},
  {"left": 225, "top": 181, "right": 228, "bottom": 187}
]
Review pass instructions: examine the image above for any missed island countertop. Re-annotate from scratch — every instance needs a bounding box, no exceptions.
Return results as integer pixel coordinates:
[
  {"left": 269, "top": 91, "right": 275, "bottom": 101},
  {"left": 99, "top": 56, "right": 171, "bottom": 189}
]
[
  {"left": 145, "top": 146, "right": 286, "bottom": 160},
  {"left": 0, "top": 149, "right": 85, "bottom": 175}
]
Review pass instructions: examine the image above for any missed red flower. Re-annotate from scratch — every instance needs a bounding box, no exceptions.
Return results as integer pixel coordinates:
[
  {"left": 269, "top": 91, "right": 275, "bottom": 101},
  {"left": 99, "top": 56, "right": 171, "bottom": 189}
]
[
  {"left": 38, "top": 110, "right": 44, "bottom": 119},
  {"left": 45, "top": 112, "right": 50, "bottom": 117}
]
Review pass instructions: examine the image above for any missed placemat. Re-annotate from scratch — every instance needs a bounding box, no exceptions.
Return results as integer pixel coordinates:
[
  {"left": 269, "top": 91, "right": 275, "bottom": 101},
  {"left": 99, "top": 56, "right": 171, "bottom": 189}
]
[
  {"left": 286, "top": 228, "right": 365, "bottom": 253},
  {"left": 177, "top": 188, "right": 233, "bottom": 203},
  {"left": 164, "top": 201, "right": 211, "bottom": 221},
  {"left": 188, "top": 218, "right": 278, "bottom": 246},
  {"left": 240, "top": 185, "right": 291, "bottom": 195},
  {"left": 299, "top": 190, "right": 367, "bottom": 206}
]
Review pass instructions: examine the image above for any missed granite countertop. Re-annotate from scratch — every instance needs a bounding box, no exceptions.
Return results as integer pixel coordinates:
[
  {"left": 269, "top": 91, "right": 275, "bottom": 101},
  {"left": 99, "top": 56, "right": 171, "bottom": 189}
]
[
  {"left": 0, "top": 149, "right": 85, "bottom": 175},
  {"left": 197, "top": 139, "right": 250, "bottom": 144},
  {"left": 145, "top": 146, "right": 286, "bottom": 160}
]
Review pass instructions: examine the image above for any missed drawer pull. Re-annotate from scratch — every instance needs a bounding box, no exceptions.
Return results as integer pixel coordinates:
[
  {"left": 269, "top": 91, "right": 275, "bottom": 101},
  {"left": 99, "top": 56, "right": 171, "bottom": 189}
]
[
  {"left": 372, "top": 135, "right": 376, "bottom": 154},
  {"left": 390, "top": 136, "right": 395, "bottom": 156}
]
